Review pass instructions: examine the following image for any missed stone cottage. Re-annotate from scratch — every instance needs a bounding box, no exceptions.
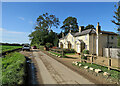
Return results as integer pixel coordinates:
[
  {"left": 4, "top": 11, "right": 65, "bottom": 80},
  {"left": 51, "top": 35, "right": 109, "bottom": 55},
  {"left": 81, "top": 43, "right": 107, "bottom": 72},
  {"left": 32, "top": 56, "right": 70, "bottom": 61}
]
[{"left": 59, "top": 22, "right": 118, "bottom": 56}]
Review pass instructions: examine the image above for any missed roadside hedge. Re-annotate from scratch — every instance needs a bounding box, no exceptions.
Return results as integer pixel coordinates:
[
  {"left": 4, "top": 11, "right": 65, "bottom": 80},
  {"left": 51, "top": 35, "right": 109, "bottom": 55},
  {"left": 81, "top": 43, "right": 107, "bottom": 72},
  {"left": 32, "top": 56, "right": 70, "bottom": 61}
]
[
  {"left": 1, "top": 52, "right": 26, "bottom": 85},
  {"left": 63, "top": 49, "right": 76, "bottom": 54}
]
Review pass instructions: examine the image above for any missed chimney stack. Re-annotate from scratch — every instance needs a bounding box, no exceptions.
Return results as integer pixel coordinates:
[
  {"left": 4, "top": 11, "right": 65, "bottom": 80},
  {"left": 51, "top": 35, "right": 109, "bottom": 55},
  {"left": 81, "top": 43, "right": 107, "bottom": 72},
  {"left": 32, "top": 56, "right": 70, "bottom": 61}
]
[
  {"left": 96, "top": 22, "right": 101, "bottom": 34},
  {"left": 62, "top": 32, "right": 64, "bottom": 38},
  {"left": 79, "top": 26, "right": 84, "bottom": 33}
]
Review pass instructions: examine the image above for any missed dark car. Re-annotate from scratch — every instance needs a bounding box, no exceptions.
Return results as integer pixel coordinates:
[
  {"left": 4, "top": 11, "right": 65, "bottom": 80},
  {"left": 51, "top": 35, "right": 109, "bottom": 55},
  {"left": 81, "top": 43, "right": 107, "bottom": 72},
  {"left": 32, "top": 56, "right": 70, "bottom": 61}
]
[
  {"left": 22, "top": 45, "right": 30, "bottom": 51},
  {"left": 32, "top": 46, "right": 37, "bottom": 49}
]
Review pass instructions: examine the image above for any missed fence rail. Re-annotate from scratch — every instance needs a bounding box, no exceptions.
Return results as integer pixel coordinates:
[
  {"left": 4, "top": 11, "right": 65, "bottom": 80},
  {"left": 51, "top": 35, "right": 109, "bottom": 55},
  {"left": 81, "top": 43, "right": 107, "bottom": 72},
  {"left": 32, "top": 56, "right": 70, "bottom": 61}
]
[{"left": 82, "top": 55, "right": 120, "bottom": 71}]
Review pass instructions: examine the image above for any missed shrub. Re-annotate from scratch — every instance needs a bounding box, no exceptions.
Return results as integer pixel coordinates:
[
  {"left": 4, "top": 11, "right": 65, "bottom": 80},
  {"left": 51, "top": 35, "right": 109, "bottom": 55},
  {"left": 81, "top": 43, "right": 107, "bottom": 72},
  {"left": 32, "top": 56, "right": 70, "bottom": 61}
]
[
  {"left": 45, "top": 43, "right": 53, "bottom": 48},
  {"left": 63, "top": 49, "right": 76, "bottom": 53},
  {"left": 81, "top": 55, "right": 87, "bottom": 60},
  {"left": 82, "top": 50, "right": 89, "bottom": 54}
]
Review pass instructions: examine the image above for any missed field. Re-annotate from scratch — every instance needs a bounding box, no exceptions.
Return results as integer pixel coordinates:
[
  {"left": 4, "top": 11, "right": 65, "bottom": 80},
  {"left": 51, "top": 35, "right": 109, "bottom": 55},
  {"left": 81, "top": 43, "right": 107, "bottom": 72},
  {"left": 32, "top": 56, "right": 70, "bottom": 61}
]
[
  {"left": 1, "top": 52, "right": 26, "bottom": 85},
  {"left": 0, "top": 45, "right": 22, "bottom": 53}
]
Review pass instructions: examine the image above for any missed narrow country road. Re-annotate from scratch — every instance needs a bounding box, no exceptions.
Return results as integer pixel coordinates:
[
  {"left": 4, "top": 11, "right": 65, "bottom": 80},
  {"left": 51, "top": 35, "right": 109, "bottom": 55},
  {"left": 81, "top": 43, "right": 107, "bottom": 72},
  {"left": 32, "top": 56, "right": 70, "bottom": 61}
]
[{"left": 33, "top": 50, "right": 95, "bottom": 85}]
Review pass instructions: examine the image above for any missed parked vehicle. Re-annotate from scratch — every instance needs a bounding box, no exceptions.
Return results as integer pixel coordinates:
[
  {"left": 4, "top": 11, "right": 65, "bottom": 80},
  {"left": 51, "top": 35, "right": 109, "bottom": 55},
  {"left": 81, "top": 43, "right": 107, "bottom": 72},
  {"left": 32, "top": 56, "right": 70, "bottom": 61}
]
[
  {"left": 22, "top": 45, "right": 30, "bottom": 51},
  {"left": 32, "top": 46, "right": 37, "bottom": 49}
]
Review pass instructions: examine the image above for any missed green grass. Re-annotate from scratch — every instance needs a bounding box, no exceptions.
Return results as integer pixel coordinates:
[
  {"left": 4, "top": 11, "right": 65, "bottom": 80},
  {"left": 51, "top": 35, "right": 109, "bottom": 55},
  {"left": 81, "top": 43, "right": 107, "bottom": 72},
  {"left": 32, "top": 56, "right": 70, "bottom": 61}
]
[
  {"left": 48, "top": 51, "right": 62, "bottom": 56},
  {"left": 75, "top": 62, "right": 120, "bottom": 80},
  {"left": 65, "top": 53, "right": 75, "bottom": 55},
  {"left": 48, "top": 51, "right": 77, "bottom": 59},
  {"left": 1, "top": 45, "right": 22, "bottom": 53},
  {"left": 1, "top": 52, "right": 26, "bottom": 85}
]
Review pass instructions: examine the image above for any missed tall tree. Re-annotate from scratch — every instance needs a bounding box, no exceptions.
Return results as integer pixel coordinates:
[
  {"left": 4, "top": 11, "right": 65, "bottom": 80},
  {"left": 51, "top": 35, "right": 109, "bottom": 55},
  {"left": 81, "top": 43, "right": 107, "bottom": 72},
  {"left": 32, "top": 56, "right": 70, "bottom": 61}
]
[
  {"left": 112, "top": 2, "right": 120, "bottom": 47},
  {"left": 35, "top": 13, "right": 60, "bottom": 30},
  {"left": 61, "top": 17, "right": 79, "bottom": 35},
  {"left": 84, "top": 24, "right": 95, "bottom": 30},
  {"left": 29, "top": 13, "right": 60, "bottom": 46},
  {"left": 112, "top": 1, "right": 120, "bottom": 57},
  {"left": 111, "top": 2, "right": 120, "bottom": 31}
]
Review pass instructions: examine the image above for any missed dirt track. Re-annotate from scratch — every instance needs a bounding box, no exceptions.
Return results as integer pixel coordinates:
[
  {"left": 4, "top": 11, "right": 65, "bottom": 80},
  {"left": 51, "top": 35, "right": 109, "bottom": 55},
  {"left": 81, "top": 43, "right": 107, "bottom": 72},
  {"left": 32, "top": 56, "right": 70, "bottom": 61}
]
[
  {"left": 20, "top": 49, "right": 117, "bottom": 85},
  {"left": 33, "top": 50, "right": 95, "bottom": 85}
]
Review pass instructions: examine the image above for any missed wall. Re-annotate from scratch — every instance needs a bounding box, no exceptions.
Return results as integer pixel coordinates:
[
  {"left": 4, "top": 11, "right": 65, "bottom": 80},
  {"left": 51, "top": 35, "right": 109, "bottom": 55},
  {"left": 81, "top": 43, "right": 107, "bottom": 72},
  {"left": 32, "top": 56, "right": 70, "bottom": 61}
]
[
  {"left": 66, "top": 33, "right": 75, "bottom": 49},
  {"left": 97, "top": 34, "right": 118, "bottom": 56},
  {"left": 89, "top": 34, "right": 96, "bottom": 54},
  {"left": 74, "top": 34, "right": 89, "bottom": 53},
  {"left": 103, "top": 48, "right": 120, "bottom": 58},
  {"left": 59, "top": 33, "right": 75, "bottom": 49}
]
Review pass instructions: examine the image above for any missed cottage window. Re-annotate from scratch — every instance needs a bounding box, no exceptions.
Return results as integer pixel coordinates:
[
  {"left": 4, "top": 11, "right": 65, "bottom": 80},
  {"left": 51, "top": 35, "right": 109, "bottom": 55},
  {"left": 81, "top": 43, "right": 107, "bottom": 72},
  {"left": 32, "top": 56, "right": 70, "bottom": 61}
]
[{"left": 111, "top": 36, "right": 114, "bottom": 39}]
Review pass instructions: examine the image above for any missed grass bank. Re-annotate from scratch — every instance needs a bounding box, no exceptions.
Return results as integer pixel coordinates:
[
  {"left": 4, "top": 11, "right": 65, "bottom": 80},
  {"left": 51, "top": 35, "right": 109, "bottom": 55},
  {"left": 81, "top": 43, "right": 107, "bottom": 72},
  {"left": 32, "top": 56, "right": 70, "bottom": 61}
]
[
  {"left": 1, "top": 45, "right": 22, "bottom": 53},
  {"left": 1, "top": 52, "right": 26, "bottom": 85}
]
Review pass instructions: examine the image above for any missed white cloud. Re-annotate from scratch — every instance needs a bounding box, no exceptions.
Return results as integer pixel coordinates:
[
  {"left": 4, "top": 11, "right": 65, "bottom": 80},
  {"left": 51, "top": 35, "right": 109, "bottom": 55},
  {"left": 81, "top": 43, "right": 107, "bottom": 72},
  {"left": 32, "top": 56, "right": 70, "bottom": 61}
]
[
  {"left": 18, "top": 17, "right": 25, "bottom": 21},
  {"left": 0, "top": 28, "right": 30, "bottom": 43},
  {"left": 0, "top": 28, "right": 25, "bottom": 34},
  {"left": 0, "top": 28, "right": 3, "bottom": 31},
  {"left": 29, "top": 21, "right": 33, "bottom": 24}
]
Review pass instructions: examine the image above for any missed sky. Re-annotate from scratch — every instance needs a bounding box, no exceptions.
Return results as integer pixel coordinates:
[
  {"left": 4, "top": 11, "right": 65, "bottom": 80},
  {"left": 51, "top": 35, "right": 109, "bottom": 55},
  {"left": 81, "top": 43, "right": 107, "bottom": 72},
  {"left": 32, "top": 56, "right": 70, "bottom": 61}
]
[{"left": 1, "top": 2, "right": 118, "bottom": 44}]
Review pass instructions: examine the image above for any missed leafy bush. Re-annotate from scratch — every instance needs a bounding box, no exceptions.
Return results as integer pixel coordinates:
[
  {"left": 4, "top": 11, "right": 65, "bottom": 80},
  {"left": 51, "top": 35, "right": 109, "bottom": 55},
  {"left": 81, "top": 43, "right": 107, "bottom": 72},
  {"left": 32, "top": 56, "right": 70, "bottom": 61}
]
[
  {"left": 2, "top": 52, "right": 26, "bottom": 85},
  {"left": 82, "top": 50, "right": 89, "bottom": 54},
  {"left": 81, "top": 55, "right": 87, "bottom": 60},
  {"left": 45, "top": 43, "right": 53, "bottom": 48},
  {"left": 63, "top": 49, "right": 76, "bottom": 53}
]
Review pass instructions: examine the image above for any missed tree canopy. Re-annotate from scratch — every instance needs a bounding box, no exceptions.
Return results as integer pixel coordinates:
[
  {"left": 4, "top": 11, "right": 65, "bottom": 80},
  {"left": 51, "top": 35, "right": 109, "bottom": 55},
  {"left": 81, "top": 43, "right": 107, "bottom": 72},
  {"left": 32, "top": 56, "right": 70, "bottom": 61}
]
[
  {"left": 61, "top": 17, "right": 79, "bottom": 35},
  {"left": 84, "top": 24, "right": 95, "bottom": 30},
  {"left": 29, "top": 13, "right": 60, "bottom": 47},
  {"left": 35, "top": 13, "right": 60, "bottom": 30}
]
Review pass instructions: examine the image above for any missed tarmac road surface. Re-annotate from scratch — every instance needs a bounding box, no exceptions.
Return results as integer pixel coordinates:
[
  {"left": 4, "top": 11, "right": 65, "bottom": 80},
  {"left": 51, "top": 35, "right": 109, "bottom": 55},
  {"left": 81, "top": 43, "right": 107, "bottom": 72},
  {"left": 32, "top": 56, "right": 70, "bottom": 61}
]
[{"left": 33, "top": 50, "right": 95, "bottom": 85}]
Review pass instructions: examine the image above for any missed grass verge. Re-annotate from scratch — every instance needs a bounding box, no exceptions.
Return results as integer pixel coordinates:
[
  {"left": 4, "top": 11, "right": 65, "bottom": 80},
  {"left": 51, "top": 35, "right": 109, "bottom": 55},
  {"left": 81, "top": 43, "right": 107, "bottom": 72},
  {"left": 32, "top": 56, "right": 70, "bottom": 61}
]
[
  {"left": 65, "top": 53, "right": 75, "bottom": 55},
  {"left": 48, "top": 51, "right": 77, "bottom": 59},
  {"left": 73, "top": 62, "right": 120, "bottom": 81},
  {"left": 48, "top": 51, "right": 62, "bottom": 56},
  {"left": 1, "top": 52, "right": 26, "bottom": 85}
]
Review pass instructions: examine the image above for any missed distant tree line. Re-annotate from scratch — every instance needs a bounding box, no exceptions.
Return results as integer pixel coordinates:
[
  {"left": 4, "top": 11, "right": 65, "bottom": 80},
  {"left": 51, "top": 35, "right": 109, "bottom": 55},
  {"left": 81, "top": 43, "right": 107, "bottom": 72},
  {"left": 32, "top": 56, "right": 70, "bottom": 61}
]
[{"left": 0, "top": 43, "right": 23, "bottom": 46}]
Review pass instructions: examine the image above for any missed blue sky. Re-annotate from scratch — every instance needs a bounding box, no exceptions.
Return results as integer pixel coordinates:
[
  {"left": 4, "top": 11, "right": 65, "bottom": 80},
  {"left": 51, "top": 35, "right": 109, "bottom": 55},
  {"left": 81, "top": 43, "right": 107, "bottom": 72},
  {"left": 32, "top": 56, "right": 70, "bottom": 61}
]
[{"left": 1, "top": 2, "right": 118, "bottom": 44}]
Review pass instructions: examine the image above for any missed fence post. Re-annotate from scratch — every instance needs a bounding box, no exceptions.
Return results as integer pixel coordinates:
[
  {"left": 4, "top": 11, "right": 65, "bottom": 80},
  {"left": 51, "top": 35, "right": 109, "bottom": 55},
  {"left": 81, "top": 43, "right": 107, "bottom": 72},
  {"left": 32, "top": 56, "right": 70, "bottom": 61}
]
[
  {"left": 91, "top": 55, "right": 93, "bottom": 64},
  {"left": 108, "top": 58, "right": 111, "bottom": 70},
  {"left": 108, "top": 47, "right": 111, "bottom": 70}
]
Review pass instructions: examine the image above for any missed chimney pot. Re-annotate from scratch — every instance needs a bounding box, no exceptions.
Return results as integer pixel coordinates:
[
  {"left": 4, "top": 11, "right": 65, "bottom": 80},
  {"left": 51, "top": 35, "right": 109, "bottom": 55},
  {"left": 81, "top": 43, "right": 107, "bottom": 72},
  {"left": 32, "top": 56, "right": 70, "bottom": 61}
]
[
  {"left": 79, "top": 26, "right": 84, "bottom": 33},
  {"left": 96, "top": 22, "right": 101, "bottom": 34}
]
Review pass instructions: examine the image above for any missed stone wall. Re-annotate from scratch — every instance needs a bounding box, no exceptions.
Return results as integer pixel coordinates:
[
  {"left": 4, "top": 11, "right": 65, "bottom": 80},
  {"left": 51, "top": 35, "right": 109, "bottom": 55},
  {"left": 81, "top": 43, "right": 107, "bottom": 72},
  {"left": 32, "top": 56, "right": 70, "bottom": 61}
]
[{"left": 103, "top": 48, "right": 120, "bottom": 59}]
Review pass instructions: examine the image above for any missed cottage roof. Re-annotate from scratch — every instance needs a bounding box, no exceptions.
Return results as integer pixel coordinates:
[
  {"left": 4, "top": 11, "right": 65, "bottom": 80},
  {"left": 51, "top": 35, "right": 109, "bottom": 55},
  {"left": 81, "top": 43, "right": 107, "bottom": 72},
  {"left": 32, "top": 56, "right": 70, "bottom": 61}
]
[
  {"left": 74, "top": 28, "right": 96, "bottom": 37},
  {"left": 100, "top": 31, "right": 117, "bottom": 35},
  {"left": 59, "top": 28, "right": 117, "bottom": 40}
]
